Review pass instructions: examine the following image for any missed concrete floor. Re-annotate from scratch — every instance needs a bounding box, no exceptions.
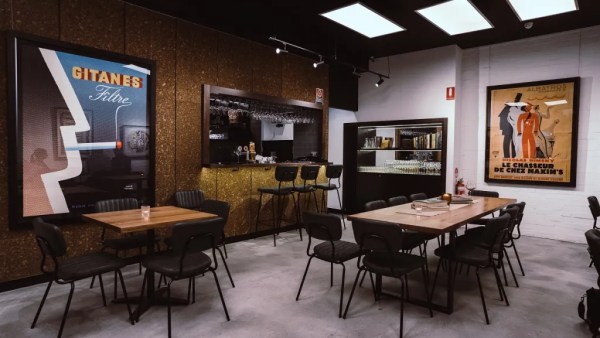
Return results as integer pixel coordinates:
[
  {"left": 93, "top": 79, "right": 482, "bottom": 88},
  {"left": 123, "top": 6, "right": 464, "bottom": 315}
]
[{"left": 0, "top": 223, "right": 596, "bottom": 338}]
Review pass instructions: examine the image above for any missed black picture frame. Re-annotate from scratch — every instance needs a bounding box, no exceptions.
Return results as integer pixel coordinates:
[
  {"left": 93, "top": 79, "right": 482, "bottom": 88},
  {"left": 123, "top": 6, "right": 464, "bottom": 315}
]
[
  {"left": 7, "top": 31, "right": 156, "bottom": 229},
  {"left": 484, "top": 77, "right": 579, "bottom": 187}
]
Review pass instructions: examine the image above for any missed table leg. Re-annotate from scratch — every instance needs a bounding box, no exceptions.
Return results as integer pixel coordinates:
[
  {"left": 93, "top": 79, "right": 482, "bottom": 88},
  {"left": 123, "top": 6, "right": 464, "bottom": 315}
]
[
  {"left": 446, "top": 230, "right": 457, "bottom": 313},
  {"left": 146, "top": 229, "right": 155, "bottom": 298}
]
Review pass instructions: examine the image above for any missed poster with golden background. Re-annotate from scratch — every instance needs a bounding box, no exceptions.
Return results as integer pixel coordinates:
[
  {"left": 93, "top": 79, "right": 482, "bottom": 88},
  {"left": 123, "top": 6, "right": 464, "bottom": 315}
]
[{"left": 485, "top": 77, "right": 579, "bottom": 187}]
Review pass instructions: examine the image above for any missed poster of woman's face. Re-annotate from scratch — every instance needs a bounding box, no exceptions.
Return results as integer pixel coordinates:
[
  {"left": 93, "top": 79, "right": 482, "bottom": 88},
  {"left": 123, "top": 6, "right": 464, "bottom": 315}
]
[{"left": 485, "top": 77, "right": 579, "bottom": 187}]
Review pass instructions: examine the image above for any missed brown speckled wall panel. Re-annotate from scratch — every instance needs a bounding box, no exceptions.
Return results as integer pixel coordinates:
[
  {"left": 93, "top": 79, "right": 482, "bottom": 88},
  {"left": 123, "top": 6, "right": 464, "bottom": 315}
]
[
  {"left": 217, "top": 34, "right": 253, "bottom": 92},
  {"left": 13, "top": 0, "right": 59, "bottom": 38},
  {"left": 0, "top": 0, "right": 329, "bottom": 283},
  {"left": 215, "top": 168, "right": 252, "bottom": 237},
  {"left": 251, "top": 43, "right": 282, "bottom": 97},
  {"left": 60, "top": 0, "right": 124, "bottom": 53}
]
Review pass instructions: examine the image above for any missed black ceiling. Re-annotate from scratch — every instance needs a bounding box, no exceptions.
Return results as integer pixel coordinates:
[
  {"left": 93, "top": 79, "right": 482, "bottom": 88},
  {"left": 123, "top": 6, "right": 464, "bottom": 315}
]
[{"left": 125, "top": 0, "right": 600, "bottom": 67}]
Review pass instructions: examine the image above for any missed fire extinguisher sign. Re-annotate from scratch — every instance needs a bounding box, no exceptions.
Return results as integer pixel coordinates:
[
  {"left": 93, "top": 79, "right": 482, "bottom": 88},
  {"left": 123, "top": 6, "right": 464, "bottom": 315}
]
[{"left": 446, "top": 87, "right": 455, "bottom": 100}]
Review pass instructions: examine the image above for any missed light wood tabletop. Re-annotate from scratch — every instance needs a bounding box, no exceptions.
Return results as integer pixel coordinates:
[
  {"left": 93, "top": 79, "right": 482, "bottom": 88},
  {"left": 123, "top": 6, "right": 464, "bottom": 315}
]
[
  {"left": 82, "top": 206, "right": 218, "bottom": 234},
  {"left": 348, "top": 196, "right": 517, "bottom": 235}
]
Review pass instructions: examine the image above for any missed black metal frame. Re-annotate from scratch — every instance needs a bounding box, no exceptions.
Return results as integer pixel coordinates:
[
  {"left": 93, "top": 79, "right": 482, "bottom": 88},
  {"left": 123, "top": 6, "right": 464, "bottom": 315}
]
[{"left": 314, "top": 164, "right": 346, "bottom": 229}]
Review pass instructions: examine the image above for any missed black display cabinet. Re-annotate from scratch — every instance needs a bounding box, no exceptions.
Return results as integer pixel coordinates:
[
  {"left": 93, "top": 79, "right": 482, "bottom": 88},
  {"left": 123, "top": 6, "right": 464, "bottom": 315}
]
[{"left": 343, "top": 118, "right": 448, "bottom": 213}]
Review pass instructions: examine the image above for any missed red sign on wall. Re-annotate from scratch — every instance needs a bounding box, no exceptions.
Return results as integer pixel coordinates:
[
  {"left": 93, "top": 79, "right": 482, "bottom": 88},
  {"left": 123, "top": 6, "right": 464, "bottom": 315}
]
[
  {"left": 446, "top": 87, "right": 455, "bottom": 100},
  {"left": 315, "top": 88, "right": 324, "bottom": 104}
]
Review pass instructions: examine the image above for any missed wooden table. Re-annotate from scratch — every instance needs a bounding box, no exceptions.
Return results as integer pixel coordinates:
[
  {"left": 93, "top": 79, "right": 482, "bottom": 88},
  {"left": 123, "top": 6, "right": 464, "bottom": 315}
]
[
  {"left": 348, "top": 196, "right": 516, "bottom": 314},
  {"left": 82, "top": 206, "right": 218, "bottom": 320}
]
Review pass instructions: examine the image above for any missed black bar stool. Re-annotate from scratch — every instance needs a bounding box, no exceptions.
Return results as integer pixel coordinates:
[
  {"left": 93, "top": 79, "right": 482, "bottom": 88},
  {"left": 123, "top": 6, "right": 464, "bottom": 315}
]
[
  {"left": 293, "top": 165, "right": 320, "bottom": 222},
  {"left": 314, "top": 164, "right": 345, "bottom": 229},
  {"left": 255, "top": 165, "right": 301, "bottom": 246}
]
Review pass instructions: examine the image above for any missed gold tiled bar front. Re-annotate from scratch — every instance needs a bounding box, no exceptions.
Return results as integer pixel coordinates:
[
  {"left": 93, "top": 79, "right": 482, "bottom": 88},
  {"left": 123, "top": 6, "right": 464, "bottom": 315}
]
[{"left": 199, "top": 164, "right": 327, "bottom": 238}]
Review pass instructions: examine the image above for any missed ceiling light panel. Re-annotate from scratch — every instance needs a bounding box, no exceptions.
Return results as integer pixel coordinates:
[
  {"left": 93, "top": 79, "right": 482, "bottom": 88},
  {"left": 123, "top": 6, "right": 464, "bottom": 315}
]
[
  {"left": 416, "top": 0, "right": 493, "bottom": 36},
  {"left": 507, "top": 0, "right": 578, "bottom": 21},
  {"left": 320, "top": 3, "right": 405, "bottom": 38}
]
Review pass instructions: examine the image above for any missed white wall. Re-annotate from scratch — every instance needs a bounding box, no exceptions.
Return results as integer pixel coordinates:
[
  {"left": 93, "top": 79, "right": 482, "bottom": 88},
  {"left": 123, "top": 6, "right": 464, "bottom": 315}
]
[
  {"left": 345, "top": 26, "right": 600, "bottom": 243},
  {"left": 327, "top": 108, "right": 357, "bottom": 209},
  {"left": 457, "top": 26, "right": 600, "bottom": 243},
  {"left": 358, "top": 45, "right": 461, "bottom": 192}
]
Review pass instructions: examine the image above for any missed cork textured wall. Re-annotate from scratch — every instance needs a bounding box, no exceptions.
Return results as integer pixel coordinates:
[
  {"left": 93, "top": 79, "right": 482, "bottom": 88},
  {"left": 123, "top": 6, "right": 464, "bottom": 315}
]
[{"left": 0, "top": 0, "right": 329, "bottom": 283}]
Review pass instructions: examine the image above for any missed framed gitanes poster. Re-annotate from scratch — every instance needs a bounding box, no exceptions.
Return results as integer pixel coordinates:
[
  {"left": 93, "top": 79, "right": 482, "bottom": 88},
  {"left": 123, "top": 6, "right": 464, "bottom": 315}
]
[
  {"left": 484, "top": 77, "right": 579, "bottom": 187},
  {"left": 7, "top": 32, "right": 155, "bottom": 228}
]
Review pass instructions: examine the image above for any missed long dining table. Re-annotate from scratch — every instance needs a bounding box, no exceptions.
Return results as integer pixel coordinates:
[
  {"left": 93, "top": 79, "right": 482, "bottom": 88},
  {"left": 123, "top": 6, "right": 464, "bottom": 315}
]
[
  {"left": 82, "top": 205, "right": 218, "bottom": 320},
  {"left": 348, "top": 196, "right": 516, "bottom": 314}
]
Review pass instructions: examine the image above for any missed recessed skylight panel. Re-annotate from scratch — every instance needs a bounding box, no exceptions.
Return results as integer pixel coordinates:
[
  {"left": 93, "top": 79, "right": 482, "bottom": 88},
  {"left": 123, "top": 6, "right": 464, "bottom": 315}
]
[
  {"left": 416, "top": 0, "right": 493, "bottom": 36},
  {"left": 507, "top": 0, "right": 578, "bottom": 21},
  {"left": 320, "top": 3, "right": 405, "bottom": 38}
]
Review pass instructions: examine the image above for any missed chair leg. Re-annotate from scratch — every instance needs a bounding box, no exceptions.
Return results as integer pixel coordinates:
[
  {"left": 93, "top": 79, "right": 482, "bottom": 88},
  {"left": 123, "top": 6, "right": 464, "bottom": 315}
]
[
  {"left": 343, "top": 269, "right": 363, "bottom": 319},
  {"left": 335, "top": 188, "right": 346, "bottom": 229},
  {"left": 296, "top": 256, "right": 314, "bottom": 301},
  {"left": 404, "top": 274, "right": 410, "bottom": 301},
  {"left": 512, "top": 242, "right": 525, "bottom": 276},
  {"left": 399, "top": 278, "right": 405, "bottom": 338},
  {"left": 31, "top": 280, "right": 53, "bottom": 329},
  {"left": 504, "top": 248, "right": 519, "bottom": 288},
  {"left": 475, "top": 268, "right": 490, "bottom": 325},
  {"left": 430, "top": 258, "right": 443, "bottom": 301},
  {"left": 98, "top": 274, "right": 107, "bottom": 306},
  {"left": 291, "top": 193, "right": 302, "bottom": 241},
  {"left": 273, "top": 194, "right": 279, "bottom": 247},
  {"left": 217, "top": 247, "right": 235, "bottom": 288},
  {"left": 210, "top": 269, "right": 231, "bottom": 321},
  {"left": 330, "top": 262, "right": 334, "bottom": 287},
  {"left": 222, "top": 231, "right": 228, "bottom": 259},
  {"left": 359, "top": 269, "right": 367, "bottom": 287},
  {"left": 117, "top": 270, "right": 134, "bottom": 325},
  {"left": 339, "top": 263, "right": 346, "bottom": 318},
  {"left": 136, "top": 270, "right": 149, "bottom": 322},
  {"left": 113, "top": 270, "right": 118, "bottom": 300},
  {"left": 138, "top": 247, "right": 143, "bottom": 275},
  {"left": 493, "top": 265, "right": 510, "bottom": 306},
  {"left": 192, "top": 277, "right": 196, "bottom": 304},
  {"left": 57, "top": 282, "right": 75, "bottom": 338},
  {"left": 421, "top": 266, "right": 433, "bottom": 318},
  {"left": 312, "top": 191, "right": 319, "bottom": 213},
  {"left": 167, "top": 281, "right": 172, "bottom": 338},
  {"left": 187, "top": 278, "right": 192, "bottom": 304},
  {"left": 89, "top": 275, "right": 95, "bottom": 289},
  {"left": 500, "top": 256, "right": 508, "bottom": 287},
  {"left": 255, "top": 192, "right": 263, "bottom": 233}
]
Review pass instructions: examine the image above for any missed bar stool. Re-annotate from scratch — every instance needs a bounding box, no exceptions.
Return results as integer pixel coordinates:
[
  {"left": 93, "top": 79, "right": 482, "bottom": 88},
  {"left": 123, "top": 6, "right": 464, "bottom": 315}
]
[
  {"left": 255, "top": 165, "right": 301, "bottom": 246},
  {"left": 314, "top": 164, "right": 345, "bottom": 229},
  {"left": 293, "top": 165, "right": 320, "bottom": 222}
]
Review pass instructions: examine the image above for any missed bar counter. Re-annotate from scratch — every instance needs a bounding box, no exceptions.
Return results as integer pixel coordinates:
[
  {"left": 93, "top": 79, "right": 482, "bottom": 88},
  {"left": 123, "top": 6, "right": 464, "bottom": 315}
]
[{"left": 199, "top": 162, "right": 329, "bottom": 240}]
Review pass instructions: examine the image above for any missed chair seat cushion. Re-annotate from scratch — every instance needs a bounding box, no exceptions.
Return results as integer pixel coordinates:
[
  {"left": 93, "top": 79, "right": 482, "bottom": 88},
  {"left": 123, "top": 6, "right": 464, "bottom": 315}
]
[
  {"left": 57, "top": 252, "right": 126, "bottom": 281},
  {"left": 363, "top": 252, "right": 426, "bottom": 278},
  {"left": 313, "top": 183, "right": 337, "bottom": 191},
  {"left": 103, "top": 234, "right": 147, "bottom": 251},
  {"left": 258, "top": 186, "right": 294, "bottom": 195},
  {"left": 293, "top": 186, "right": 316, "bottom": 193},
  {"left": 434, "top": 241, "right": 490, "bottom": 267},
  {"left": 143, "top": 252, "right": 212, "bottom": 279},
  {"left": 314, "top": 241, "right": 360, "bottom": 262}
]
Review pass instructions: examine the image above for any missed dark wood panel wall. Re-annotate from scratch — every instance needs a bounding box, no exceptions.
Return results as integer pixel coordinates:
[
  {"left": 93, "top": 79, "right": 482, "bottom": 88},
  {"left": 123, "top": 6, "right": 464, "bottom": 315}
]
[{"left": 0, "top": 0, "right": 329, "bottom": 282}]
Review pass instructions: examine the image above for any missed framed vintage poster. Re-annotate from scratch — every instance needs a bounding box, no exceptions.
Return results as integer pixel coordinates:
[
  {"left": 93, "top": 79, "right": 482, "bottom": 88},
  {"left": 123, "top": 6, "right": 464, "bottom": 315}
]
[
  {"left": 7, "top": 32, "right": 156, "bottom": 228},
  {"left": 484, "top": 77, "right": 579, "bottom": 187}
]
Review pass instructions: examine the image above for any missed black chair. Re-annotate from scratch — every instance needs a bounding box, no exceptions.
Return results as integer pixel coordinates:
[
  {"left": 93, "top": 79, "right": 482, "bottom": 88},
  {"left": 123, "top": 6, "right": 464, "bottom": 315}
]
[
  {"left": 90, "top": 198, "right": 146, "bottom": 298},
  {"left": 314, "top": 164, "right": 346, "bottom": 229},
  {"left": 432, "top": 213, "right": 511, "bottom": 324},
  {"left": 31, "top": 218, "right": 133, "bottom": 338},
  {"left": 175, "top": 189, "right": 205, "bottom": 211},
  {"left": 388, "top": 196, "right": 409, "bottom": 206},
  {"left": 409, "top": 193, "right": 428, "bottom": 202},
  {"left": 469, "top": 190, "right": 500, "bottom": 198},
  {"left": 296, "top": 212, "right": 360, "bottom": 318},
  {"left": 255, "top": 165, "right": 301, "bottom": 246},
  {"left": 589, "top": 196, "right": 600, "bottom": 229},
  {"left": 364, "top": 199, "right": 388, "bottom": 211},
  {"left": 464, "top": 204, "right": 525, "bottom": 283},
  {"left": 293, "top": 165, "right": 320, "bottom": 222},
  {"left": 137, "top": 218, "right": 230, "bottom": 337},
  {"left": 585, "top": 229, "right": 600, "bottom": 288},
  {"left": 343, "top": 218, "right": 433, "bottom": 337}
]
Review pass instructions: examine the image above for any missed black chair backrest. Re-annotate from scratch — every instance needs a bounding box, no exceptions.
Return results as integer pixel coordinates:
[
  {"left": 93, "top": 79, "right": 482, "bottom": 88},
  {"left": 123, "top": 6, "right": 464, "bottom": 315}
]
[
  {"left": 32, "top": 218, "right": 67, "bottom": 272},
  {"left": 409, "top": 193, "right": 428, "bottom": 202},
  {"left": 590, "top": 196, "right": 600, "bottom": 222},
  {"left": 352, "top": 218, "right": 404, "bottom": 253},
  {"left": 175, "top": 190, "right": 205, "bottom": 210},
  {"left": 470, "top": 189, "right": 500, "bottom": 198},
  {"left": 364, "top": 200, "right": 388, "bottom": 211},
  {"left": 95, "top": 198, "right": 139, "bottom": 212},
  {"left": 325, "top": 165, "right": 343, "bottom": 179},
  {"left": 479, "top": 213, "right": 511, "bottom": 250},
  {"left": 275, "top": 165, "right": 298, "bottom": 183},
  {"left": 303, "top": 211, "right": 342, "bottom": 241},
  {"left": 585, "top": 229, "right": 600, "bottom": 286},
  {"left": 170, "top": 218, "right": 224, "bottom": 254},
  {"left": 201, "top": 199, "right": 230, "bottom": 224},
  {"left": 387, "top": 196, "right": 408, "bottom": 206},
  {"left": 500, "top": 206, "right": 520, "bottom": 241},
  {"left": 300, "top": 165, "right": 320, "bottom": 181}
]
